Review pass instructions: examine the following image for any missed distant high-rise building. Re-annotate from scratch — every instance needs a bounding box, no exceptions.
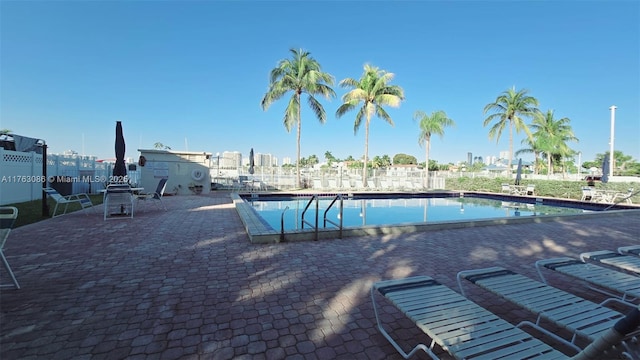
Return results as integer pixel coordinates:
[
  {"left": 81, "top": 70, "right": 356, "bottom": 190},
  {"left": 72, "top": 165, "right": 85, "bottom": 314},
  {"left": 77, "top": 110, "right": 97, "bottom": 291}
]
[
  {"left": 282, "top": 157, "right": 292, "bottom": 165},
  {"left": 222, "top": 151, "right": 242, "bottom": 169},
  {"left": 467, "top": 152, "right": 472, "bottom": 165},
  {"left": 256, "top": 153, "right": 273, "bottom": 167}
]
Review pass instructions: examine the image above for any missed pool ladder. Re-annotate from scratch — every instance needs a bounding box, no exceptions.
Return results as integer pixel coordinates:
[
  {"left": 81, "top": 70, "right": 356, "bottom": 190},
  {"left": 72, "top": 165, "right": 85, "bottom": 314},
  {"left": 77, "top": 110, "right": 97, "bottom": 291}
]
[{"left": 280, "top": 194, "right": 344, "bottom": 241}]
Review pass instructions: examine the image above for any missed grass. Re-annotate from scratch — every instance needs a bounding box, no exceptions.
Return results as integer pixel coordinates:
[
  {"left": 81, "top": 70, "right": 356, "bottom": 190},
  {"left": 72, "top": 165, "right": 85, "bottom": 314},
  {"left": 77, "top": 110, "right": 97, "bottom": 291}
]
[
  {"left": 4, "top": 178, "right": 638, "bottom": 229},
  {"left": 7, "top": 194, "right": 104, "bottom": 228}
]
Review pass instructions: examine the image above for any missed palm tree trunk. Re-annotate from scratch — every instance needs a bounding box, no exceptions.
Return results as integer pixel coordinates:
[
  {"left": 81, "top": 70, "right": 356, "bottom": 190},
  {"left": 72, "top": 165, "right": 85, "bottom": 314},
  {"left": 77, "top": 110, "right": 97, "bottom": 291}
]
[
  {"left": 508, "top": 120, "right": 514, "bottom": 179},
  {"left": 296, "top": 95, "right": 301, "bottom": 188},
  {"left": 425, "top": 137, "right": 430, "bottom": 189},
  {"left": 363, "top": 118, "right": 369, "bottom": 187}
]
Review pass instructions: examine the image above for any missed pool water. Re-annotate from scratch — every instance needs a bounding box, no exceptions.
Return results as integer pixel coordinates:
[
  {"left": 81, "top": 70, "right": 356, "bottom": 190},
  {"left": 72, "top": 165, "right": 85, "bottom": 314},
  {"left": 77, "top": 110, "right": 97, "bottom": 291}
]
[{"left": 248, "top": 196, "right": 587, "bottom": 231}]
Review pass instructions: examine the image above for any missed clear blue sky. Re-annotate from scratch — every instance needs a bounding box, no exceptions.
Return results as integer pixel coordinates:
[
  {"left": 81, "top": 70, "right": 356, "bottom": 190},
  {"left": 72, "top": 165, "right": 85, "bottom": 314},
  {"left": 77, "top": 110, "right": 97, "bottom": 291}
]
[{"left": 2, "top": 1, "right": 639, "bottom": 166}]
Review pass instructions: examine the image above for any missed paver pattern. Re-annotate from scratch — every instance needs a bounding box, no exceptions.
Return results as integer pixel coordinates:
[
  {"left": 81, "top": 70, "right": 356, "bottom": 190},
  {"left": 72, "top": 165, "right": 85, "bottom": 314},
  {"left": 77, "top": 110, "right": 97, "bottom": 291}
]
[{"left": 1, "top": 192, "right": 639, "bottom": 359}]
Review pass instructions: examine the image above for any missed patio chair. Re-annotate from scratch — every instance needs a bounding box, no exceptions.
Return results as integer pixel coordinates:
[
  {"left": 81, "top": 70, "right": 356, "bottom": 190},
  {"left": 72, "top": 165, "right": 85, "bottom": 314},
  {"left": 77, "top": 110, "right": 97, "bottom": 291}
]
[
  {"left": 135, "top": 178, "right": 168, "bottom": 210},
  {"left": 525, "top": 184, "right": 535, "bottom": 196},
  {"left": 580, "top": 250, "right": 640, "bottom": 276},
  {"left": 103, "top": 183, "right": 134, "bottom": 220},
  {"left": 613, "top": 188, "right": 634, "bottom": 204},
  {"left": 457, "top": 266, "right": 639, "bottom": 358},
  {"left": 619, "top": 245, "right": 640, "bottom": 257},
  {"left": 373, "top": 275, "right": 640, "bottom": 360},
  {"left": 501, "top": 183, "right": 511, "bottom": 194},
  {"left": 0, "top": 206, "right": 19, "bottom": 289},
  {"left": 536, "top": 257, "right": 640, "bottom": 303},
  {"left": 581, "top": 187, "right": 595, "bottom": 201},
  {"left": 372, "top": 275, "right": 569, "bottom": 359},
  {"left": 44, "top": 187, "right": 94, "bottom": 217}
]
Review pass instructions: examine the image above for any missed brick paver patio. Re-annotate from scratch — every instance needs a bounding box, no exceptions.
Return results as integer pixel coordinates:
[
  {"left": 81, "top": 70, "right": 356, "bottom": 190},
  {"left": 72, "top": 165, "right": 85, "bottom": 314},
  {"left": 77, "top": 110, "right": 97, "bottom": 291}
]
[{"left": 1, "top": 192, "right": 639, "bottom": 359}]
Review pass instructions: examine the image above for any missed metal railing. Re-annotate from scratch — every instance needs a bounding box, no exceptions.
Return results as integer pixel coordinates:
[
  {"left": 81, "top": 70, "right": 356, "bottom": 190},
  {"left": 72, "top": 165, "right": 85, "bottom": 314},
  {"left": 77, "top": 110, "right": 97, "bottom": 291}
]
[{"left": 323, "top": 194, "right": 344, "bottom": 239}]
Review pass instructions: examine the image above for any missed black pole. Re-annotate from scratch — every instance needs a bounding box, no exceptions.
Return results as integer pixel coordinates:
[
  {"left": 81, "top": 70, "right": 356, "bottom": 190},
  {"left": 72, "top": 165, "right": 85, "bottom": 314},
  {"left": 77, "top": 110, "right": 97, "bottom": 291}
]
[{"left": 42, "top": 143, "right": 49, "bottom": 217}]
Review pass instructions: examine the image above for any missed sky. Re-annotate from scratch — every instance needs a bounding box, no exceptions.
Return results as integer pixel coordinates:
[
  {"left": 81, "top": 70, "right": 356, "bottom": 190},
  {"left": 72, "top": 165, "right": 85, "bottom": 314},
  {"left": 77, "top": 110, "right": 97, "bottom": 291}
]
[{"left": 2, "top": 1, "right": 639, "bottom": 167}]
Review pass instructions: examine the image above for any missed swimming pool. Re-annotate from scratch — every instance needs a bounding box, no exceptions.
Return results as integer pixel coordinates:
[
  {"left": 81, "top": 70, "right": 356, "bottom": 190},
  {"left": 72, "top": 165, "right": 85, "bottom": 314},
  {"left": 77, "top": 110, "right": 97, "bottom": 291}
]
[{"left": 233, "top": 191, "right": 639, "bottom": 243}]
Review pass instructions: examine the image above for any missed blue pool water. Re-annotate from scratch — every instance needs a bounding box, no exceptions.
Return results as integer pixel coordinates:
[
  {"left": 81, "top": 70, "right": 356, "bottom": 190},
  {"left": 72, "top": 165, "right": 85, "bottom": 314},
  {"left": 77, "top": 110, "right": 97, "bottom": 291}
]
[{"left": 247, "top": 195, "right": 588, "bottom": 231}]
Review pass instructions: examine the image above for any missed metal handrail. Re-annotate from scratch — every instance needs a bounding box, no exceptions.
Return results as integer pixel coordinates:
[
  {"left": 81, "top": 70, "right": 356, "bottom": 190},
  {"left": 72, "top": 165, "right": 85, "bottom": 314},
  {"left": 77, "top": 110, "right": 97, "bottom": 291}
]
[
  {"left": 280, "top": 206, "right": 289, "bottom": 242},
  {"left": 301, "top": 195, "right": 319, "bottom": 240},
  {"left": 323, "top": 194, "right": 343, "bottom": 239}
]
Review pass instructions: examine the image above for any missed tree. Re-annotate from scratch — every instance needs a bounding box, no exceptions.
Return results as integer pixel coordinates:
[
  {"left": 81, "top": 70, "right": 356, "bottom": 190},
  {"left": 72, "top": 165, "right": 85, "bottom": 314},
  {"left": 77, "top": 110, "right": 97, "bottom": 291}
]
[
  {"left": 516, "top": 136, "right": 544, "bottom": 174},
  {"left": 154, "top": 142, "right": 171, "bottom": 150},
  {"left": 393, "top": 153, "right": 417, "bottom": 165},
  {"left": 483, "top": 87, "right": 539, "bottom": 177},
  {"left": 413, "top": 110, "right": 455, "bottom": 188},
  {"left": 528, "top": 110, "right": 577, "bottom": 177},
  {"left": 586, "top": 151, "right": 638, "bottom": 176},
  {"left": 336, "top": 64, "right": 404, "bottom": 186},
  {"left": 261, "top": 48, "right": 336, "bottom": 188}
]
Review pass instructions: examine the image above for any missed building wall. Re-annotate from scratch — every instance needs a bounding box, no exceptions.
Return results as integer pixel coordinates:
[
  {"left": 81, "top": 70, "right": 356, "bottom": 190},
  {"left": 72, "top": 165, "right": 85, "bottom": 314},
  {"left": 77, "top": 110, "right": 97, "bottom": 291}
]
[{"left": 138, "top": 149, "right": 211, "bottom": 195}]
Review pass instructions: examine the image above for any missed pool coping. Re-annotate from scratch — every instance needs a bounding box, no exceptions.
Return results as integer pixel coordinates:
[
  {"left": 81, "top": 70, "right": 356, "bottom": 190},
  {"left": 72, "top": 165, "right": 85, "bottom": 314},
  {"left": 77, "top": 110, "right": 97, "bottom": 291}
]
[{"left": 232, "top": 191, "right": 640, "bottom": 244}]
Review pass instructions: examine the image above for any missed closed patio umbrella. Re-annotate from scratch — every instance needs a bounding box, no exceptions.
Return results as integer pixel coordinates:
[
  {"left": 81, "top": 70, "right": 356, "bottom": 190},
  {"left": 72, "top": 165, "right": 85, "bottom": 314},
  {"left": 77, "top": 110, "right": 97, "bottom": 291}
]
[
  {"left": 248, "top": 148, "right": 255, "bottom": 175},
  {"left": 601, "top": 156, "right": 609, "bottom": 184},
  {"left": 113, "top": 121, "right": 127, "bottom": 180},
  {"left": 515, "top": 158, "right": 522, "bottom": 186}
]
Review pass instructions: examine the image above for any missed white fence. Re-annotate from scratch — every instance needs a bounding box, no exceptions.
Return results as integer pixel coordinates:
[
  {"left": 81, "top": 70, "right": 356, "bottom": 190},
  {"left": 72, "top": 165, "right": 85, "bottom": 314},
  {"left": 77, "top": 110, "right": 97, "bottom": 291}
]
[
  {"left": 213, "top": 167, "right": 446, "bottom": 191},
  {"left": 0, "top": 148, "right": 140, "bottom": 205}
]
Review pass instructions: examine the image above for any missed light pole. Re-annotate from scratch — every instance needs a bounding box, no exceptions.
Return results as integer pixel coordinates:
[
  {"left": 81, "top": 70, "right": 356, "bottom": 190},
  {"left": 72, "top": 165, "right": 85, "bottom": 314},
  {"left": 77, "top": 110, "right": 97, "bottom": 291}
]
[
  {"left": 216, "top": 152, "right": 221, "bottom": 176},
  {"left": 609, "top": 105, "right": 616, "bottom": 178},
  {"left": 577, "top": 151, "right": 582, "bottom": 178}
]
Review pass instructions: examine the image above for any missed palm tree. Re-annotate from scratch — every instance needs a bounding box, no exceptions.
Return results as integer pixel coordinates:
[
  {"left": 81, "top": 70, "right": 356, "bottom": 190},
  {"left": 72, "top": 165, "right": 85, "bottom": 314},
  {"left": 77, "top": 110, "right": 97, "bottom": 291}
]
[
  {"left": 336, "top": 64, "right": 404, "bottom": 186},
  {"left": 483, "top": 87, "right": 539, "bottom": 177},
  {"left": 261, "top": 48, "right": 335, "bottom": 188},
  {"left": 529, "top": 110, "right": 578, "bottom": 177},
  {"left": 413, "top": 110, "right": 455, "bottom": 188}
]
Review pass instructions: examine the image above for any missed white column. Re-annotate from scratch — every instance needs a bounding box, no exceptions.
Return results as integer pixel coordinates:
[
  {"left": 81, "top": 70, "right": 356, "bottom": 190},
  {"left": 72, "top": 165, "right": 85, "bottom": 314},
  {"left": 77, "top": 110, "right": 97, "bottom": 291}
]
[{"left": 609, "top": 105, "right": 616, "bottom": 178}]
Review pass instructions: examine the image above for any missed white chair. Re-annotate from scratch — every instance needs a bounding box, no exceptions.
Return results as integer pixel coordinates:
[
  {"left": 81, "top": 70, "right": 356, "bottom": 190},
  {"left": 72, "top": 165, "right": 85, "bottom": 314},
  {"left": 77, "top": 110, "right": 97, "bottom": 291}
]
[
  {"left": 44, "top": 187, "right": 94, "bottom": 217},
  {"left": 581, "top": 187, "right": 595, "bottom": 201},
  {"left": 103, "top": 183, "right": 134, "bottom": 220},
  {"left": 135, "top": 178, "right": 168, "bottom": 210},
  {"left": 525, "top": 184, "right": 535, "bottom": 196},
  {"left": 501, "top": 183, "right": 511, "bottom": 194},
  {"left": 613, "top": 188, "right": 634, "bottom": 204},
  {"left": 0, "top": 206, "right": 19, "bottom": 289}
]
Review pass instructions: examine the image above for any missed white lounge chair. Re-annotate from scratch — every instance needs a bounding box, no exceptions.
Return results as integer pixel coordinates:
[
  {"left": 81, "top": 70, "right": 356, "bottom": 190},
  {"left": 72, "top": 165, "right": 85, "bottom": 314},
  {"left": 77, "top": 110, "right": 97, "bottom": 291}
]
[
  {"left": 373, "top": 275, "right": 640, "bottom": 360},
  {"left": 619, "top": 245, "right": 640, "bottom": 257},
  {"left": 0, "top": 206, "right": 19, "bottom": 289},
  {"left": 44, "top": 187, "right": 94, "bottom": 217},
  {"left": 580, "top": 250, "right": 640, "bottom": 276},
  {"left": 536, "top": 257, "right": 640, "bottom": 303},
  {"left": 457, "top": 266, "right": 639, "bottom": 358},
  {"left": 372, "top": 276, "right": 567, "bottom": 359}
]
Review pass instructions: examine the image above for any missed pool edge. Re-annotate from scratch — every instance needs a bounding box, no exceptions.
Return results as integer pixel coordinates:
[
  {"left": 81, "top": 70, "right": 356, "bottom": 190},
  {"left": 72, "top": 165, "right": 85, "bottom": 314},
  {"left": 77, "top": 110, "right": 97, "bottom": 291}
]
[{"left": 232, "top": 192, "right": 640, "bottom": 244}]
